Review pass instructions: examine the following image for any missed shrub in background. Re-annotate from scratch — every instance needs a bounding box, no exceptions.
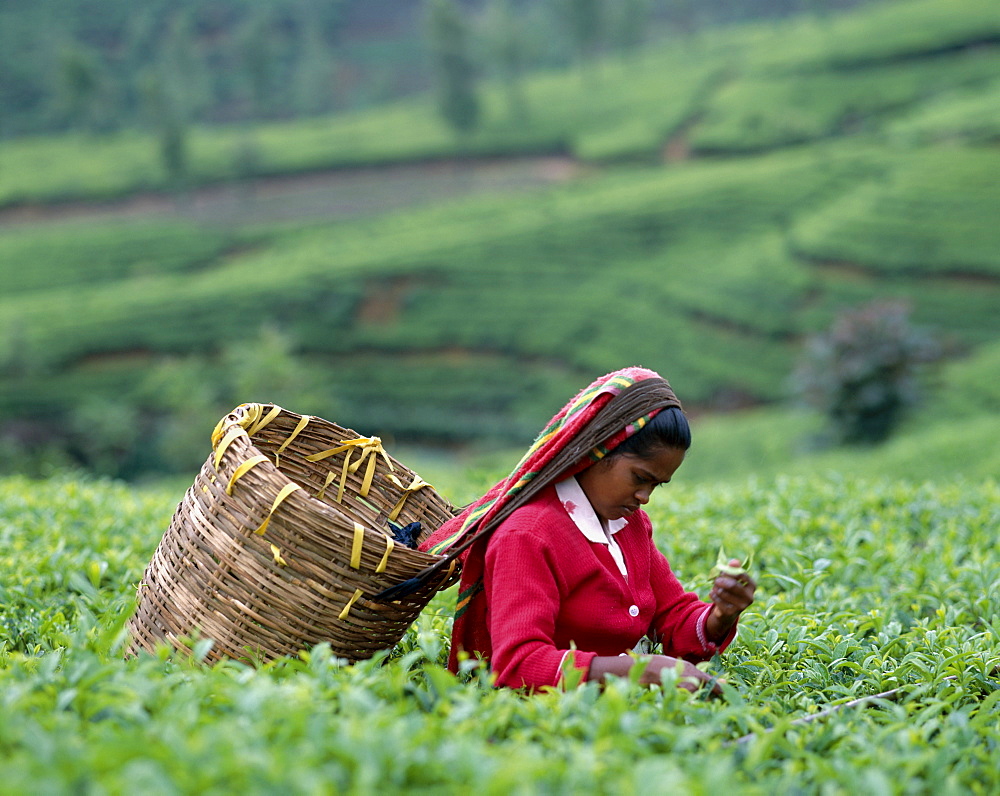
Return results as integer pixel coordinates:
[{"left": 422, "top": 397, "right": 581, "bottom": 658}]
[{"left": 793, "top": 300, "right": 940, "bottom": 445}]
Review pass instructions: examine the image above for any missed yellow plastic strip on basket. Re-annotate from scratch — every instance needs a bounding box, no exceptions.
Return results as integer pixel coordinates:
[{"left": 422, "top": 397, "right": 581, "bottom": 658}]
[
  {"left": 270, "top": 544, "right": 287, "bottom": 567},
  {"left": 211, "top": 416, "right": 229, "bottom": 448},
  {"left": 255, "top": 483, "right": 302, "bottom": 536},
  {"left": 376, "top": 536, "right": 394, "bottom": 574},
  {"left": 344, "top": 438, "right": 391, "bottom": 498},
  {"left": 359, "top": 452, "right": 379, "bottom": 498},
  {"left": 335, "top": 448, "right": 353, "bottom": 504},
  {"left": 387, "top": 474, "right": 432, "bottom": 522},
  {"left": 246, "top": 404, "right": 282, "bottom": 437},
  {"left": 276, "top": 415, "right": 311, "bottom": 457},
  {"left": 315, "top": 470, "right": 338, "bottom": 501},
  {"left": 304, "top": 445, "right": 349, "bottom": 463},
  {"left": 212, "top": 403, "right": 262, "bottom": 448},
  {"left": 350, "top": 521, "right": 365, "bottom": 569},
  {"left": 305, "top": 436, "right": 393, "bottom": 466},
  {"left": 213, "top": 426, "right": 246, "bottom": 469},
  {"left": 226, "top": 454, "right": 270, "bottom": 495},
  {"left": 237, "top": 403, "right": 263, "bottom": 433},
  {"left": 307, "top": 441, "right": 355, "bottom": 503},
  {"left": 338, "top": 588, "right": 363, "bottom": 620},
  {"left": 306, "top": 436, "right": 394, "bottom": 500}
]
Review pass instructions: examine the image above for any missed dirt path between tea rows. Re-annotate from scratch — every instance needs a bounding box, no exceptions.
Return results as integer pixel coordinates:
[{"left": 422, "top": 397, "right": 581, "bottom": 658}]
[{"left": 0, "top": 155, "right": 584, "bottom": 229}]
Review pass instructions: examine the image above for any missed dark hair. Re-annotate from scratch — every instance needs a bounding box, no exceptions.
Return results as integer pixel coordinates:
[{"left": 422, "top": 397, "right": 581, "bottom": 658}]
[{"left": 607, "top": 406, "right": 691, "bottom": 459}]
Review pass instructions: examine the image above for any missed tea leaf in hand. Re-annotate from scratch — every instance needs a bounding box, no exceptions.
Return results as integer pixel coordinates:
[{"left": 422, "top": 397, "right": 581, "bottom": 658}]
[{"left": 708, "top": 545, "right": 754, "bottom": 581}]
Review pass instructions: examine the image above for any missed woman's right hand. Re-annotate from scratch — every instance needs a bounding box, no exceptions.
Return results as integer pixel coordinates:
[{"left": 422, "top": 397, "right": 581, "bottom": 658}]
[
  {"left": 639, "top": 655, "right": 722, "bottom": 694},
  {"left": 588, "top": 654, "right": 723, "bottom": 695}
]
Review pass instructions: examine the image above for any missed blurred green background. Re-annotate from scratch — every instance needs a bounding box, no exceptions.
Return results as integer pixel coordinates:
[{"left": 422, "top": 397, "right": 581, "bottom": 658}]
[{"left": 1, "top": 0, "right": 998, "bottom": 487}]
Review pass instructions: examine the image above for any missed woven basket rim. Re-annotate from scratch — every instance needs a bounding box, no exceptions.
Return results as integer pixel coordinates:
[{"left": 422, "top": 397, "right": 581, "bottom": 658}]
[{"left": 215, "top": 402, "right": 458, "bottom": 574}]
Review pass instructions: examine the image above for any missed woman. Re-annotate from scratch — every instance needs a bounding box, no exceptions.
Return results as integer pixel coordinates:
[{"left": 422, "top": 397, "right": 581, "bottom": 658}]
[{"left": 418, "top": 367, "right": 755, "bottom": 691}]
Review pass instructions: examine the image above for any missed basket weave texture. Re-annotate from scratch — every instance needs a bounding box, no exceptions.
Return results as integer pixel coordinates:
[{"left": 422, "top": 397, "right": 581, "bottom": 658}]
[{"left": 126, "top": 403, "right": 460, "bottom": 663}]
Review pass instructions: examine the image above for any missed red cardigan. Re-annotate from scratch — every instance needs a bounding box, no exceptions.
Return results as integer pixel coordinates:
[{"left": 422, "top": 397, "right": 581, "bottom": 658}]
[{"left": 483, "top": 486, "right": 737, "bottom": 689}]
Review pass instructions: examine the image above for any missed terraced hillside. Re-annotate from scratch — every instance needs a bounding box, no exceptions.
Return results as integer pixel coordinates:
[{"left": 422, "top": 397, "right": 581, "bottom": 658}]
[
  {"left": 3, "top": 0, "right": 999, "bottom": 207},
  {"left": 1, "top": 0, "right": 998, "bottom": 477}
]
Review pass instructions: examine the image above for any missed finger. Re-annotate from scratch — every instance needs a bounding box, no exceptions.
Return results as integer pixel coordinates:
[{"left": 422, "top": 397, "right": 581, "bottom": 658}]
[
  {"left": 713, "top": 583, "right": 750, "bottom": 604},
  {"left": 712, "top": 590, "right": 751, "bottom": 616},
  {"left": 679, "top": 671, "right": 713, "bottom": 691},
  {"left": 715, "top": 578, "right": 756, "bottom": 601},
  {"left": 691, "top": 670, "right": 724, "bottom": 697},
  {"left": 710, "top": 590, "right": 738, "bottom": 612},
  {"left": 714, "top": 574, "right": 755, "bottom": 593},
  {"left": 717, "top": 587, "right": 753, "bottom": 609}
]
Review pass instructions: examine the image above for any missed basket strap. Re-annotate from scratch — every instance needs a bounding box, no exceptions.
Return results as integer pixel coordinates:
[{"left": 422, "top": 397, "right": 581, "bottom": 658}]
[{"left": 375, "top": 556, "right": 459, "bottom": 602}]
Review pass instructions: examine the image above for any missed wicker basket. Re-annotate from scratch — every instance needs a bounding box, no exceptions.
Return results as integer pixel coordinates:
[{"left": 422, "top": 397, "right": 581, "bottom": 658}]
[{"left": 126, "top": 403, "right": 461, "bottom": 664}]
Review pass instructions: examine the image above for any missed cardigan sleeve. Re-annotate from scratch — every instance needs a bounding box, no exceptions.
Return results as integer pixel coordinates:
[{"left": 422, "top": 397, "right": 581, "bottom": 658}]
[
  {"left": 642, "top": 515, "right": 739, "bottom": 661},
  {"left": 484, "top": 524, "right": 596, "bottom": 689}
]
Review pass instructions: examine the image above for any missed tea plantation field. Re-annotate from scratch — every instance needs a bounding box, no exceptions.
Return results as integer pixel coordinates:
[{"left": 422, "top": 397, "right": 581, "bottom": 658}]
[
  {"left": 1, "top": 473, "right": 997, "bottom": 793},
  {"left": 2, "top": 0, "right": 998, "bottom": 206},
  {"left": 2, "top": 0, "right": 999, "bottom": 480},
  {"left": 4, "top": 142, "right": 999, "bottom": 478}
]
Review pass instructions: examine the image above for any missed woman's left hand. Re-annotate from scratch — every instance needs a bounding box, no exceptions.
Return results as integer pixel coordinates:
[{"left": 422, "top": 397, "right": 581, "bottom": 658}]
[{"left": 706, "top": 559, "right": 756, "bottom": 641}]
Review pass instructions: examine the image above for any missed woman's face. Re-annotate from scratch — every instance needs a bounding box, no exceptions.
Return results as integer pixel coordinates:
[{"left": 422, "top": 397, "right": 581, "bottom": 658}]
[{"left": 577, "top": 446, "right": 686, "bottom": 523}]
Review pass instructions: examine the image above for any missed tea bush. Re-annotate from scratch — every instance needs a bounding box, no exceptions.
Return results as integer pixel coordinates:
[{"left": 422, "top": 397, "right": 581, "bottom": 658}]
[
  {"left": 0, "top": 219, "right": 258, "bottom": 297},
  {"left": 790, "top": 148, "right": 1000, "bottom": 279},
  {"left": 792, "top": 301, "right": 940, "bottom": 445},
  {"left": 742, "top": 0, "right": 1000, "bottom": 71},
  {"left": 0, "top": 473, "right": 997, "bottom": 792},
  {"left": 887, "top": 77, "right": 1000, "bottom": 145},
  {"left": 691, "top": 49, "right": 1000, "bottom": 153}
]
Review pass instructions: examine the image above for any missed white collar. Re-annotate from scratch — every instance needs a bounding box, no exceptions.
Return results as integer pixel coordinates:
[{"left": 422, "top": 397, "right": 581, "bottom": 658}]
[
  {"left": 555, "top": 476, "right": 629, "bottom": 578},
  {"left": 555, "top": 476, "right": 628, "bottom": 543}
]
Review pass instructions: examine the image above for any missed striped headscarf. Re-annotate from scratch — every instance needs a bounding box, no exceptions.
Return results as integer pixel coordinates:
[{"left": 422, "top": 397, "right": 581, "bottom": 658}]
[{"left": 417, "top": 366, "right": 683, "bottom": 673}]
